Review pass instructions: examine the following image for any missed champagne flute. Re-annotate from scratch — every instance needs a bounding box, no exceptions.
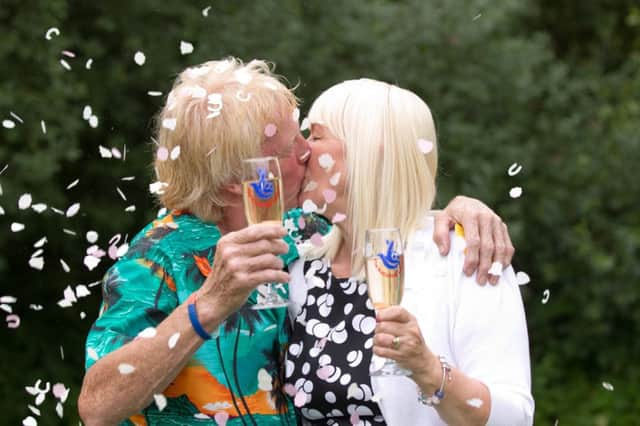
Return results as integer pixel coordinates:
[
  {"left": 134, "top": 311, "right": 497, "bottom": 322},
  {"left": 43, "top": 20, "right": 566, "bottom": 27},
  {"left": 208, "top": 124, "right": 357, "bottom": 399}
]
[
  {"left": 241, "top": 156, "right": 288, "bottom": 309},
  {"left": 365, "top": 228, "right": 410, "bottom": 376}
]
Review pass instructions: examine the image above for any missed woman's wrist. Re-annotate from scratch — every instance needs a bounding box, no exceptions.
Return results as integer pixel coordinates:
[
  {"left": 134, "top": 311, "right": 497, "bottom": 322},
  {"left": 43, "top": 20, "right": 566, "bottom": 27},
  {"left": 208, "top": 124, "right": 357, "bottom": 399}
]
[{"left": 412, "top": 352, "right": 443, "bottom": 394}]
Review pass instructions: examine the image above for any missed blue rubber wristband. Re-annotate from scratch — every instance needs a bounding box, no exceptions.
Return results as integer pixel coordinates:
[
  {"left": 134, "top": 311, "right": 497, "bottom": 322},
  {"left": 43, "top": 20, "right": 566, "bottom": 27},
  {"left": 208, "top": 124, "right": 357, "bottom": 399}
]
[{"left": 188, "top": 299, "right": 212, "bottom": 340}]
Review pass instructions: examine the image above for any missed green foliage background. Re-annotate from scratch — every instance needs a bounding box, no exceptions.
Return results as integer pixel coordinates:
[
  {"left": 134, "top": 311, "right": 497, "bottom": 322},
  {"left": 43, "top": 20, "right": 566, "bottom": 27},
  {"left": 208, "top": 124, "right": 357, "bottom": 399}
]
[{"left": 1, "top": 0, "right": 638, "bottom": 424}]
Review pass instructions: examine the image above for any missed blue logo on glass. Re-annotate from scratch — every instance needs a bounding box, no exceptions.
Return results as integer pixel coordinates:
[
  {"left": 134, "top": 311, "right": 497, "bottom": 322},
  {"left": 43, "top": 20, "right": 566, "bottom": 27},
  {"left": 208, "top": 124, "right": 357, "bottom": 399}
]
[
  {"left": 377, "top": 240, "right": 400, "bottom": 270},
  {"left": 250, "top": 167, "right": 274, "bottom": 200}
]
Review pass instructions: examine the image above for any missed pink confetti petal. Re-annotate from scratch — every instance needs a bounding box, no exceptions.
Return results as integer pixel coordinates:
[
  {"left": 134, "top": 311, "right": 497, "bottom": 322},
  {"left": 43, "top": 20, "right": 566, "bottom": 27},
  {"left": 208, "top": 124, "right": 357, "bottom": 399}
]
[
  {"left": 297, "top": 216, "right": 306, "bottom": 230},
  {"left": 332, "top": 213, "right": 347, "bottom": 223},
  {"left": 214, "top": 411, "right": 229, "bottom": 426},
  {"left": 322, "top": 189, "right": 336, "bottom": 204},
  {"left": 294, "top": 390, "right": 306, "bottom": 407},
  {"left": 350, "top": 411, "right": 360, "bottom": 425},
  {"left": 316, "top": 365, "right": 332, "bottom": 380},
  {"left": 310, "top": 233, "right": 323, "bottom": 247},
  {"left": 417, "top": 138, "right": 434, "bottom": 154},
  {"left": 6, "top": 314, "right": 20, "bottom": 328},
  {"left": 284, "top": 383, "right": 296, "bottom": 397},
  {"left": 157, "top": 147, "right": 169, "bottom": 161},
  {"left": 264, "top": 123, "right": 277, "bottom": 138}
]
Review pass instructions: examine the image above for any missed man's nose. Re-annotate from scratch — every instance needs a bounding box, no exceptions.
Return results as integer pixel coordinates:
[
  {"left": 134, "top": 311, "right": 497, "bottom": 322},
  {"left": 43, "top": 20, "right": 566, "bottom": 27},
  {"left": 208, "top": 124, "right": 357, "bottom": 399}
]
[{"left": 295, "top": 133, "right": 311, "bottom": 165}]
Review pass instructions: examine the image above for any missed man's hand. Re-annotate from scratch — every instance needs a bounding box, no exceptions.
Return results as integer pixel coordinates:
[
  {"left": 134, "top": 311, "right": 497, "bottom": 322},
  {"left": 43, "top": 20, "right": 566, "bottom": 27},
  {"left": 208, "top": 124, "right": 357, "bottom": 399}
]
[
  {"left": 433, "top": 196, "right": 514, "bottom": 285},
  {"left": 196, "top": 222, "right": 290, "bottom": 324}
]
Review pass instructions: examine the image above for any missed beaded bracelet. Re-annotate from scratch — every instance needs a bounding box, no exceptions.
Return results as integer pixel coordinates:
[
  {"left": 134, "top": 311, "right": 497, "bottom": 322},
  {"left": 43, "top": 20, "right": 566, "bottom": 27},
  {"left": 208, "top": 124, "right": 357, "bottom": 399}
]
[
  {"left": 418, "top": 355, "right": 452, "bottom": 406},
  {"left": 187, "top": 293, "right": 212, "bottom": 340}
]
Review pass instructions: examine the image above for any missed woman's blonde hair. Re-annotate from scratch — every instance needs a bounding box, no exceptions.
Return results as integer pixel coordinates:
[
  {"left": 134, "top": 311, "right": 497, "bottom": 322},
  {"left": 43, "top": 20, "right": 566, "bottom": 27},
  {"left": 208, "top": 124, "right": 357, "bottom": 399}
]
[
  {"left": 307, "top": 79, "right": 438, "bottom": 274},
  {"left": 153, "top": 57, "right": 297, "bottom": 222}
]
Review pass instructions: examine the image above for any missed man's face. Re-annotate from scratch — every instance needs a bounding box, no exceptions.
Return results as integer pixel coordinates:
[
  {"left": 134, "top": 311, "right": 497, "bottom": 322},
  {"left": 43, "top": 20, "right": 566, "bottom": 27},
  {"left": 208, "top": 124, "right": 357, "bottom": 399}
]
[{"left": 261, "top": 111, "right": 311, "bottom": 210}]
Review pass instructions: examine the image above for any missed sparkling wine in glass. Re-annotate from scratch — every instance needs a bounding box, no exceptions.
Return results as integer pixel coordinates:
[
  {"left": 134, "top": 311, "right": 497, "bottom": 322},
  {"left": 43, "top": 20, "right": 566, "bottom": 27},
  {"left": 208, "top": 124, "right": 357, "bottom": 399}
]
[
  {"left": 365, "top": 228, "right": 410, "bottom": 376},
  {"left": 241, "top": 156, "right": 287, "bottom": 309}
]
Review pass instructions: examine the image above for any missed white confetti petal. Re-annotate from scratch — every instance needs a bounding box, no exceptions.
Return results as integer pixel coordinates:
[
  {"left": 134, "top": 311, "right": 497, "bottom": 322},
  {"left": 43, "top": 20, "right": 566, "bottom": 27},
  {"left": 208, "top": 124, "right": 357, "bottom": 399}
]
[
  {"left": 0, "top": 206, "right": 3, "bottom": 215},
  {"left": 134, "top": 51, "right": 146, "bottom": 66},
  {"left": 154, "top": 394, "right": 167, "bottom": 411},
  {"left": 125, "top": 205, "right": 136, "bottom": 212},
  {"left": 87, "top": 347, "right": 99, "bottom": 361},
  {"left": 66, "top": 179, "right": 79, "bottom": 189},
  {"left": 99, "top": 146, "right": 112, "bottom": 158},
  {"left": 300, "top": 117, "right": 310, "bottom": 131},
  {"left": 302, "top": 199, "right": 318, "bottom": 214},
  {"left": 33, "top": 237, "right": 48, "bottom": 248},
  {"left": 75, "top": 285, "right": 91, "bottom": 298},
  {"left": 11, "top": 222, "right": 25, "bottom": 232},
  {"left": 467, "top": 398, "right": 483, "bottom": 407},
  {"left": 82, "top": 105, "right": 92, "bottom": 120},
  {"left": 170, "top": 146, "right": 181, "bottom": 160},
  {"left": 32, "top": 203, "right": 47, "bottom": 213},
  {"left": 2, "top": 119, "right": 15, "bottom": 129},
  {"left": 89, "top": 115, "right": 99, "bottom": 128},
  {"left": 55, "top": 402, "right": 63, "bottom": 418},
  {"left": 162, "top": 118, "right": 177, "bottom": 131},
  {"left": 515, "top": 271, "right": 530, "bottom": 285},
  {"left": 118, "top": 363, "right": 135, "bottom": 374},
  {"left": 329, "top": 173, "right": 341, "bottom": 186},
  {"left": 318, "top": 153, "right": 335, "bottom": 171},
  {"left": 417, "top": 138, "right": 434, "bottom": 154},
  {"left": 60, "top": 59, "right": 71, "bottom": 71},
  {"left": 22, "top": 416, "right": 37, "bottom": 426},
  {"left": 488, "top": 261, "right": 503, "bottom": 276},
  {"left": 149, "top": 181, "right": 169, "bottom": 195},
  {"left": 45, "top": 27, "right": 60, "bottom": 40},
  {"left": 18, "top": 193, "right": 32, "bottom": 210},
  {"left": 180, "top": 40, "right": 194, "bottom": 55},
  {"left": 148, "top": 91, "right": 163, "bottom": 97},
  {"left": 508, "top": 162, "right": 523, "bottom": 176},
  {"left": 542, "top": 289, "right": 550, "bottom": 304},
  {"left": 138, "top": 327, "right": 157, "bottom": 339},
  {"left": 85, "top": 58, "right": 93, "bottom": 69},
  {"left": 602, "top": 381, "right": 614, "bottom": 391},
  {"left": 83, "top": 255, "right": 100, "bottom": 271},
  {"left": 168, "top": 332, "right": 180, "bottom": 349},
  {"left": 40, "top": 120, "right": 47, "bottom": 134},
  {"left": 509, "top": 186, "right": 523, "bottom": 198},
  {"left": 202, "top": 6, "right": 212, "bottom": 16},
  {"left": 0, "top": 296, "right": 17, "bottom": 304},
  {"left": 65, "top": 202, "right": 80, "bottom": 217},
  {"left": 59, "top": 259, "right": 70, "bottom": 272},
  {"left": 116, "top": 243, "right": 129, "bottom": 258},
  {"left": 86, "top": 231, "right": 98, "bottom": 243},
  {"left": 257, "top": 368, "right": 273, "bottom": 391}
]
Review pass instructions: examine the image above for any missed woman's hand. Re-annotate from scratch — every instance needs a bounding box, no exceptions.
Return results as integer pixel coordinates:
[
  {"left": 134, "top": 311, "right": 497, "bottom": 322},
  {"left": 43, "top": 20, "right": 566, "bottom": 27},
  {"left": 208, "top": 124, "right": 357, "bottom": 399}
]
[
  {"left": 373, "top": 306, "right": 441, "bottom": 388},
  {"left": 433, "top": 195, "right": 515, "bottom": 285}
]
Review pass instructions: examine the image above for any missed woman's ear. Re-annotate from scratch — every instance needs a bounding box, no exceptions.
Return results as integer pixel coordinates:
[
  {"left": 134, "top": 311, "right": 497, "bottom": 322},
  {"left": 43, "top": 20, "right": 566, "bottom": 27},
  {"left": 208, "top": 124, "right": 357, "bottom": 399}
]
[{"left": 220, "top": 183, "right": 243, "bottom": 205}]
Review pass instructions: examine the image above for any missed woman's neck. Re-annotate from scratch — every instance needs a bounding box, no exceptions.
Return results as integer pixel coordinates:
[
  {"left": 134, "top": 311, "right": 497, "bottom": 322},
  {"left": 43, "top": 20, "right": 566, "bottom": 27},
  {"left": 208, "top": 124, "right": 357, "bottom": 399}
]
[{"left": 331, "top": 223, "right": 353, "bottom": 279}]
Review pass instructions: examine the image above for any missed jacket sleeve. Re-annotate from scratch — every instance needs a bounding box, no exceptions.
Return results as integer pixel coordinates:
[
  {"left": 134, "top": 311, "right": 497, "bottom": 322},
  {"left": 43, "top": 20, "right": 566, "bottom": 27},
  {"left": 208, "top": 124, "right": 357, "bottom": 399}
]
[{"left": 450, "top": 260, "right": 535, "bottom": 425}]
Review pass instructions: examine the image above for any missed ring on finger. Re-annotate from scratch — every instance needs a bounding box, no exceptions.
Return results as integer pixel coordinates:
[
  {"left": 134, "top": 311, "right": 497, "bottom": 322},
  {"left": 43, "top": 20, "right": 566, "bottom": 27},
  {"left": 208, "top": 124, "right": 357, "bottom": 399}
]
[{"left": 392, "top": 336, "right": 401, "bottom": 350}]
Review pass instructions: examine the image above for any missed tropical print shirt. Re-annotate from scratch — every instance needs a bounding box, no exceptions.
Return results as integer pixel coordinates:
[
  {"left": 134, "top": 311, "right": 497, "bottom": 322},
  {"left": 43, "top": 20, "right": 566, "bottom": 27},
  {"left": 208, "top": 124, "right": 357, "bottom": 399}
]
[{"left": 85, "top": 209, "right": 328, "bottom": 426}]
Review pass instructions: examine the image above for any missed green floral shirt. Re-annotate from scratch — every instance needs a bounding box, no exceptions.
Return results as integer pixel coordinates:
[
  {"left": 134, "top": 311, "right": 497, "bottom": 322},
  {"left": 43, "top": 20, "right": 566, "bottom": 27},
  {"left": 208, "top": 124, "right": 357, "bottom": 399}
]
[{"left": 84, "top": 209, "right": 325, "bottom": 426}]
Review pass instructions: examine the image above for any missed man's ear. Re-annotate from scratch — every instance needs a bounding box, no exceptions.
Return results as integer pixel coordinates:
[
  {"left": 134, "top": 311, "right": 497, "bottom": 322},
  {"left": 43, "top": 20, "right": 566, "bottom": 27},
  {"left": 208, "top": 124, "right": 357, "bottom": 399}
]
[{"left": 222, "top": 182, "right": 242, "bottom": 196}]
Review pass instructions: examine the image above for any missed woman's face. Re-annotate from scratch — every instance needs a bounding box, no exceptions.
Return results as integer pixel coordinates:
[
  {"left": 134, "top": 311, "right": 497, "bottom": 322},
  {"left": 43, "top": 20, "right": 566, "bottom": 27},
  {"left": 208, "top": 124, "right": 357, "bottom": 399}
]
[{"left": 298, "top": 123, "right": 347, "bottom": 222}]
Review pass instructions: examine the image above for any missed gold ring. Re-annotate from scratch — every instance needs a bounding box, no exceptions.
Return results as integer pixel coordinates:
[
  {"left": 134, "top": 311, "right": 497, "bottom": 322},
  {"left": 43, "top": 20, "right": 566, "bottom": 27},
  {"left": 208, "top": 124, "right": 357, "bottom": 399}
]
[{"left": 392, "top": 336, "right": 401, "bottom": 350}]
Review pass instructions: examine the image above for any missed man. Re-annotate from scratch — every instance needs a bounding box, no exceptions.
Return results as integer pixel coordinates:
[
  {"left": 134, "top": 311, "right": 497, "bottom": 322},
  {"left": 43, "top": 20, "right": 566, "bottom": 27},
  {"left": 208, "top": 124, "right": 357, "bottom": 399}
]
[{"left": 78, "top": 57, "right": 513, "bottom": 425}]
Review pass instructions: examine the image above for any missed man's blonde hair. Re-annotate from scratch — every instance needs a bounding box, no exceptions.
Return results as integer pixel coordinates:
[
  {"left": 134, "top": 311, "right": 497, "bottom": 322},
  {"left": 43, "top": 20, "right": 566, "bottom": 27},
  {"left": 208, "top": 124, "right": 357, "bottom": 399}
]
[
  {"left": 308, "top": 79, "right": 438, "bottom": 274},
  {"left": 153, "top": 57, "right": 297, "bottom": 222}
]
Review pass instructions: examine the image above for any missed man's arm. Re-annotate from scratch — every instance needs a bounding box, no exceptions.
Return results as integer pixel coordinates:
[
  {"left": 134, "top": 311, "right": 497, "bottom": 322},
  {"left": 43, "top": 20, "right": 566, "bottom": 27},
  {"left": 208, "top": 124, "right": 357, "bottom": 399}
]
[
  {"left": 78, "top": 223, "right": 290, "bottom": 426},
  {"left": 433, "top": 195, "right": 515, "bottom": 285}
]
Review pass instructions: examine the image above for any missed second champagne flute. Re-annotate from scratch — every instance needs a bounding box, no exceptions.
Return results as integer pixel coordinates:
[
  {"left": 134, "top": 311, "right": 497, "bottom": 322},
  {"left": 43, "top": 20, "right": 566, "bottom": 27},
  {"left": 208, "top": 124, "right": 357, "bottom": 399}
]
[
  {"left": 365, "top": 227, "right": 411, "bottom": 376},
  {"left": 241, "top": 156, "right": 288, "bottom": 309}
]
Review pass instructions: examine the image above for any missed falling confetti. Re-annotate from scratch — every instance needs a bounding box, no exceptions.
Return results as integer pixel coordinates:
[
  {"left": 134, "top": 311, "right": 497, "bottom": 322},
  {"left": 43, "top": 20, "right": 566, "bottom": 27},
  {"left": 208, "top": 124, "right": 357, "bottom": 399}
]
[
  {"left": 472, "top": 13, "right": 482, "bottom": 21},
  {"left": 488, "top": 261, "right": 503, "bottom": 276},
  {"left": 134, "top": 51, "right": 146, "bottom": 66},
  {"left": 86, "top": 231, "right": 98, "bottom": 243},
  {"left": 66, "top": 179, "right": 79, "bottom": 190},
  {"left": 116, "top": 187, "right": 127, "bottom": 201},
  {"left": 59, "top": 59, "right": 71, "bottom": 71},
  {"left": 162, "top": 118, "right": 177, "bottom": 131},
  {"left": 22, "top": 416, "right": 37, "bottom": 426},
  {"left": 45, "top": 27, "right": 60, "bottom": 40},
  {"left": 602, "top": 382, "right": 614, "bottom": 391},
  {"left": 18, "top": 193, "right": 32, "bottom": 210},
  {"left": 180, "top": 41, "right": 194, "bottom": 55},
  {"left": 2, "top": 119, "right": 15, "bottom": 129},
  {"left": 65, "top": 203, "right": 80, "bottom": 217},
  {"left": 148, "top": 91, "right": 163, "bottom": 96},
  {"left": 542, "top": 289, "right": 550, "bottom": 304},
  {"left": 59, "top": 259, "right": 70, "bottom": 273},
  {"left": 264, "top": 123, "right": 277, "bottom": 137},
  {"left": 10, "top": 112, "right": 24, "bottom": 123},
  {"left": 154, "top": 394, "right": 167, "bottom": 411},
  {"left": 417, "top": 138, "right": 434, "bottom": 154},
  {"left": 509, "top": 186, "right": 523, "bottom": 198},
  {"left": 118, "top": 363, "right": 135, "bottom": 374},
  {"left": 6, "top": 314, "right": 20, "bottom": 328},
  {"left": 170, "top": 146, "right": 181, "bottom": 160},
  {"left": 89, "top": 115, "right": 99, "bottom": 128},
  {"left": 61, "top": 50, "right": 75, "bottom": 58},
  {"left": 467, "top": 398, "right": 483, "bottom": 407},
  {"left": 11, "top": 222, "right": 25, "bottom": 232},
  {"left": 508, "top": 162, "right": 523, "bottom": 176},
  {"left": 168, "top": 332, "right": 180, "bottom": 349},
  {"left": 40, "top": 120, "right": 46, "bottom": 134},
  {"left": 32, "top": 203, "right": 47, "bottom": 213},
  {"left": 28, "top": 257, "right": 44, "bottom": 270},
  {"left": 515, "top": 271, "right": 530, "bottom": 285},
  {"left": 202, "top": 6, "right": 212, "bottom": 16},
  {"left": 85, "top": 58, "right": 93, "bottom": 69}
]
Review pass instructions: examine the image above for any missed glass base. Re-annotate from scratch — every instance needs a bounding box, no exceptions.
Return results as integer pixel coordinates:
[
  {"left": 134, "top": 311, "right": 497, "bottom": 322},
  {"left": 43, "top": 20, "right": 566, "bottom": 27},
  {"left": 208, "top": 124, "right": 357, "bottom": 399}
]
[
  {"left": 370, "top": 358, "right": 411, "bottom": 377},
  {"left": 251, "top": 289, "right": 288, "bottom": 310}
]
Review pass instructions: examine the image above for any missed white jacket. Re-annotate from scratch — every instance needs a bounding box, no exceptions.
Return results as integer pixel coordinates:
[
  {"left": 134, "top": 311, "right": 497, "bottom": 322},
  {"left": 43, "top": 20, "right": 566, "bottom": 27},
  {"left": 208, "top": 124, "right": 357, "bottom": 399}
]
[{"left": 288, "top": 216, "right": 534, "bottom": 425}]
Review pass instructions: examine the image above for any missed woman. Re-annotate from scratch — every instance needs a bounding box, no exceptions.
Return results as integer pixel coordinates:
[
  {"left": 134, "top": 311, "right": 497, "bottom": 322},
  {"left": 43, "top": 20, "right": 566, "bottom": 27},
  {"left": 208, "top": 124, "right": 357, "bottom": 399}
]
[{"left": 284, "top": 79, "right": 534, "bottom": 425}]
